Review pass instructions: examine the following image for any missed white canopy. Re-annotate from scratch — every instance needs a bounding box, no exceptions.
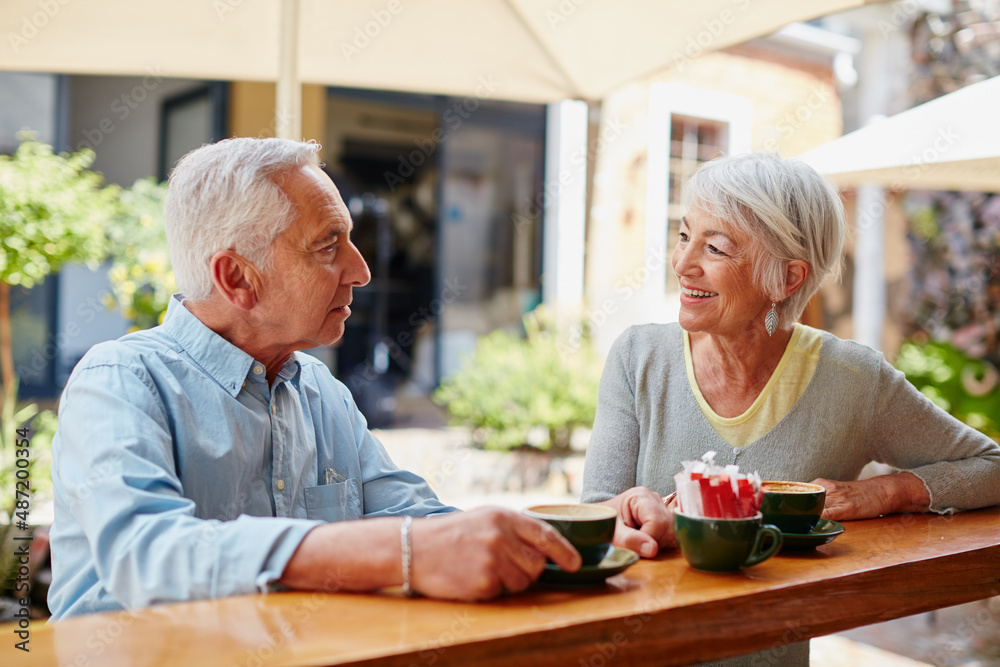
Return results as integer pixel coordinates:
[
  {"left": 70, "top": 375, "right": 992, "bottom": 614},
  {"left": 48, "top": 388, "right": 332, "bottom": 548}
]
[
  {"left": 2, "top": 0, "right": 879, "bottom": 103},
  {"left": 798, "top": 75, "right": 1000, "bottom": 192}
]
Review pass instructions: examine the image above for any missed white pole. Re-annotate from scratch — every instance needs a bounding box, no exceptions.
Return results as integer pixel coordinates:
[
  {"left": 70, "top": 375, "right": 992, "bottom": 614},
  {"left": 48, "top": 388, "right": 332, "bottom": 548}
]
[
  {"left": 851, "top": 10, "right": 904, "bottom": 351},
  {"left": 542, "top": 100, "right": 588, "bottom": 310},
  {"left": 276, "top": 0, "right": 301, "bottom": 140},
  {"left": 854, "top": 184, "right": 886, "bottom": 350}
]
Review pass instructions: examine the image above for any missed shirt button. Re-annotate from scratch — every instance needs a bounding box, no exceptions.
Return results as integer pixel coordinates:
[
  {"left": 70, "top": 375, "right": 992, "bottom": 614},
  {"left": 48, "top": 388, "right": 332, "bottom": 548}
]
[
  {"left": 276, "top": 479, "right": 285, "bottom": 491},
  {"left": 253, "top": 365, "right": 264, "bottom": 375},
  {"left": 271, "top": 404, "right": 277, "bottom": 415}
]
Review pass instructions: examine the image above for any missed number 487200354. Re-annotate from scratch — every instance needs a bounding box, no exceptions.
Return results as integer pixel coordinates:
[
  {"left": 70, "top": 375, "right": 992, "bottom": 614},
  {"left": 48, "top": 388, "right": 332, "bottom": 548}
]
[{"left": 14, "top": 426, "right": 31, "bottom": 525}]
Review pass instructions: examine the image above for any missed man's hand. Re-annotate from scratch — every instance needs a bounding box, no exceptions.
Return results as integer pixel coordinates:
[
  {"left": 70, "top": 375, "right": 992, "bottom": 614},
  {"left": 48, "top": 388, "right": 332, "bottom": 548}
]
[
  {"left": 410, "top": 507, "right": 581, "bottom": 600},
  {"left": 598, "top": 487, "right": 675, "bottom": 558},
  {"left": 812, "top": 472, "right": 931, "bottom": 521}
]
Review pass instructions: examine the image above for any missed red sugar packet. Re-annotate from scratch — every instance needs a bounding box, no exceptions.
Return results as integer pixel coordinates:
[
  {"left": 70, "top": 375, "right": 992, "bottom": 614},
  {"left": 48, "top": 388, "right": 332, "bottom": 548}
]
[{"left": 673, "top": 451, "right": 762, "bottom": 519}]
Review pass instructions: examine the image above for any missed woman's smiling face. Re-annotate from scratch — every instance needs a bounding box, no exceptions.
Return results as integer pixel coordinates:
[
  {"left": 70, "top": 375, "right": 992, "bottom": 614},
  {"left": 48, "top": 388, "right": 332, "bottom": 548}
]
[{"left": 671, "top": 202, "right": 771, "bottom": 337}]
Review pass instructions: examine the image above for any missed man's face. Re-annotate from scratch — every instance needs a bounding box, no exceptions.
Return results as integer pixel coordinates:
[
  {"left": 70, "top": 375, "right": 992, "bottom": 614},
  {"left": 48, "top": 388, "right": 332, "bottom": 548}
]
[{"left": 252, "top": 165, "right": 371, "bottom": 353}]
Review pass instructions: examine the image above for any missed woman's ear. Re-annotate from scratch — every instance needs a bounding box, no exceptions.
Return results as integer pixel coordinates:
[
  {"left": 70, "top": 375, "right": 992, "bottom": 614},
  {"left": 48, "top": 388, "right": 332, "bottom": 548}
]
[
  {"left": 209, "top": 250, "right": 262, "bottom": 311},
  {"left": 784, "top": 260, "right": 810, "bottom": 298}
]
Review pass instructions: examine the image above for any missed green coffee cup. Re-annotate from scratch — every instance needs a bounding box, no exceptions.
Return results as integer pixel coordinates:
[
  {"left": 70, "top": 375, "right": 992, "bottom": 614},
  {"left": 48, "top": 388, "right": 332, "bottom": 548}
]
[
  {"left": 673, "top": 510, "right": 783, "bottom": 572},
  {"left": 760, "top": 481, "right": 826, "bottom": 534},
  {"left": 524, "top": 504, "right": 616, "bottom": 565}
]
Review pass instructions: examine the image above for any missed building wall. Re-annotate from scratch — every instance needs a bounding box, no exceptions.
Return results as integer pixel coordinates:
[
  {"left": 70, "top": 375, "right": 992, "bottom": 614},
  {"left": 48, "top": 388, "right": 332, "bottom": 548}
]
[
  {"left": 66, "top": 74, "right": 205, "bottom": 186},
  {"left": 229, "top": 82, "right": 328, "bottom": 159},
  {"left": 585, "top": 50, "right": 844, "bottom": 354},
  {"left": 0, "top": 71, "right": 59, "bottom": 152},
  {"left": 820, "top": 189, "right": 911, "bottom": 358}
]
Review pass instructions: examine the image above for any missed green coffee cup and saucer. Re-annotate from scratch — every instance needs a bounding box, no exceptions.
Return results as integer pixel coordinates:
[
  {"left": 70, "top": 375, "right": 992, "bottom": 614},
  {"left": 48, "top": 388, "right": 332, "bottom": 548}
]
[
  {"left": 759, "top": 481, "right": 844, "bottom": 550},
  {"left": 778, "top": 518, "right": 845, "bottom": 550},
  {"left": 524, "top": 504, "right": 640, "bottom": 585},
  {"left": 540, "top": 546, "right": 640, "bottom": 585}
]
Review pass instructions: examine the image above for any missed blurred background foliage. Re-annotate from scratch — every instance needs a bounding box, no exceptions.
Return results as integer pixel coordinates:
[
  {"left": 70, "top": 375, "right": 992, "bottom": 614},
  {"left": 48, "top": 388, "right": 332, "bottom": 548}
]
[
  {"left": 0, "top": 137, "right": 171, "bottom": 596},
  {"left": 896, "top": 340, "right": 1000, "bottom": 442},
  {"left": 106, "top": 177, "right": 174, "bottom": 330},
  {"left": 434, "top": 308, "right": 601, "bottom": 453},
  {"left": 0, "top": 137, "right": 116, "bottom": 510},
  {"left": 0, "top": 136, "right": 117, "bottom": 594},
  {"left": 898, "top": 189, "right": 1000, "bottom": 443},
  {"left": 0, "top": 138, "right": 115, "bottom": 290}
]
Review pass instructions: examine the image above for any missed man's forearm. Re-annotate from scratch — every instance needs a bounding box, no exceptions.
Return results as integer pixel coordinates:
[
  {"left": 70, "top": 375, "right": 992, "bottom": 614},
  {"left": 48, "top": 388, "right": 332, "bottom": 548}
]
[{"left": 280, "top": 518, "right": 403, "bottom": 592}]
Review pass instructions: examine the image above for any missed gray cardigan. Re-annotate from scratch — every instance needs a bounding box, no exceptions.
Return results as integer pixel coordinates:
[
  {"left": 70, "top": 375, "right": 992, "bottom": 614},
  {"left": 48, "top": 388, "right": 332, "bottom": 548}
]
[
  {"left": 583, "top": 323, "right": 1000, "bottom": 511},
  {"left": 582, "top": 323, "right": 1000, "bottom": 667}
]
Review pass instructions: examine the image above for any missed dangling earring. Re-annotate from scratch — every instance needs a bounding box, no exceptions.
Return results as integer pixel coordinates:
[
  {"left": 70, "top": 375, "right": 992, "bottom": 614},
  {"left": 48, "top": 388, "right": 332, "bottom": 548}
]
[{"left": 765, "top": 301, "right": 778, "bottom": 337}]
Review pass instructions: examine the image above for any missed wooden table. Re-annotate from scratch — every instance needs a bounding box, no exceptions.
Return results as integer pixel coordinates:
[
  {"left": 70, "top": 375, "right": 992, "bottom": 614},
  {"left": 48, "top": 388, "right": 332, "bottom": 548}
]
[{"left": 7, "top": 507, "right": 1000, "bottom": 666}]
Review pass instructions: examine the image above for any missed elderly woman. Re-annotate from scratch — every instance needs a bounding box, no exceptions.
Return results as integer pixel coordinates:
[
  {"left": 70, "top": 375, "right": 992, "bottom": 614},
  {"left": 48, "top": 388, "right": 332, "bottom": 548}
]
[{"left": 583, "top": 152, "right": 1000, "bottom": 666}]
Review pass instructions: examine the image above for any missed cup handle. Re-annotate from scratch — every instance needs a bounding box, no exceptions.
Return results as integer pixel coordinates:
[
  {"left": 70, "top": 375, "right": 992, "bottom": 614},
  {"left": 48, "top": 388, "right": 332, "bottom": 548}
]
[{"left": 743, "top": 524, "right": 783, "bottom": 567}]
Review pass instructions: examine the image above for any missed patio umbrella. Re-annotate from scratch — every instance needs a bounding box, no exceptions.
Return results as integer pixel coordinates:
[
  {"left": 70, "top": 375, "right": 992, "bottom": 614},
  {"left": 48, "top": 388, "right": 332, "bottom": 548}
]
[
  {"left": 797, "top": 75, "right": 1000, "bottom": 192},
  {"left": 2, "top": 0, "right": 881, "bottom": 130}
]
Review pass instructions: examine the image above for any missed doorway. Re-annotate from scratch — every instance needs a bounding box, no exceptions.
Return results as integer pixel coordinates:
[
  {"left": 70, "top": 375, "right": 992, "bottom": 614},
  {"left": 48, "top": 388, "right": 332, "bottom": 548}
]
[{"left": 324, "top": 88, "right": 545, "bottom": 427}]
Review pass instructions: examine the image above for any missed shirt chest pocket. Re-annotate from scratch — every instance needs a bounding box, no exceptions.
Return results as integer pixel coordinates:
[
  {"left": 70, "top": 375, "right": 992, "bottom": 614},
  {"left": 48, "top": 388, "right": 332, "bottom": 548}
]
[{"left": 304, "top": 481, "right": 362, "bottom": 522}]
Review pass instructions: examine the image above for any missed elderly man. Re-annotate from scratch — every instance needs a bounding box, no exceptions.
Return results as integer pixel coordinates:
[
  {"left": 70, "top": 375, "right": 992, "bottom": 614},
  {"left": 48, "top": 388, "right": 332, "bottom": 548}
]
[{"left": 48, "top": 138, "right": 671, "bottom": 619}]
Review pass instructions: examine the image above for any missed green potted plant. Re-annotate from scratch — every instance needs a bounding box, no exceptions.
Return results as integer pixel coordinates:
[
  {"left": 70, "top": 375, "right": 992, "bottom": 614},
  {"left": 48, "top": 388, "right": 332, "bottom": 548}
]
[{"left": 433, "top": 307, "right": 601, "bottom": 454}]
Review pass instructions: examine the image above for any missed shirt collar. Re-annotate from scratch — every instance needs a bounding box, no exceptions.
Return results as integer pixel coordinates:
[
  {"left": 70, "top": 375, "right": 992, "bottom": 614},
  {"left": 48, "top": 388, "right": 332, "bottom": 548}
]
[
  {"left": 161, "top": 294, "right": 258, "bottom": 397},
  {"left": 279, "top": 354, "right": 304, "bottom": 389}
]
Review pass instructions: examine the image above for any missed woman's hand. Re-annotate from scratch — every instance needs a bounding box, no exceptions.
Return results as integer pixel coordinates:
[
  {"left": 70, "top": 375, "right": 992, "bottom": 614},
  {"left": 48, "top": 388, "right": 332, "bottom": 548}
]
[
  {"left": 597, "top": 487, "right": 676, "bottom": 558},
  {"left": 812, "top": 472, "right": 930, "bottom": 521}
]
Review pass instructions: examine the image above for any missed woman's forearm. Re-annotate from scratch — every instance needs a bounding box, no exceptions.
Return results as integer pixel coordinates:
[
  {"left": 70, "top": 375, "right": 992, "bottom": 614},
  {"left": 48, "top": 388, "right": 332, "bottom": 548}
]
[{"left": 814, "top": 472, "right": 931, "bottom": 521}]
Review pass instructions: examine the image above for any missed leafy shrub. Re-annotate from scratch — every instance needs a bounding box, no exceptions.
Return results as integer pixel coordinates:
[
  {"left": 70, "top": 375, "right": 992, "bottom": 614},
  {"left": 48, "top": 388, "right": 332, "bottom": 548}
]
[
  {"left": 895, "top": 339, "right": 1000, "bottom": 441},
  {"left": 0, "top": 135, "right": 114, "bottom": 594},
  {"left": 433, "top": 308, "right": 601, "bottom": 452},
  {"left": 106, "top": 178, "right": 174, "bottom": 330}
]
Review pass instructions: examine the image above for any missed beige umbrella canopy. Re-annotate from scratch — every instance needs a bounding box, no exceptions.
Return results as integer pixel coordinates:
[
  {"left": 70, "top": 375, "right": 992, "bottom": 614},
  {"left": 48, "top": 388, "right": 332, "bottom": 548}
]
[
  {"left": 798, "top": 75, "right": 1000, "bottom": 193},
  {"left": 3, "top": 0, "right": 879, "bottom": 104}
]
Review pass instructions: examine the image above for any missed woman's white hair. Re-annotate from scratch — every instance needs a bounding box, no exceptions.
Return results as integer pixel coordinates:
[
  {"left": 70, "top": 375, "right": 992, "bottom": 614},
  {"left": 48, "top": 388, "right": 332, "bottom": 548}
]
[
  {"left": 164, "top": 137, "right": 322, "bottom": 300},
  {"left": 682, "top": 152, "right": 845, "bottom": 328}
]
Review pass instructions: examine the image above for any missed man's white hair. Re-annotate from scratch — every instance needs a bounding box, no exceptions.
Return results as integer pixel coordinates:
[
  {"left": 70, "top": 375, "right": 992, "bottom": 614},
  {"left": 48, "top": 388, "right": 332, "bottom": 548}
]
[
  {"left": 683, "top": 152, "right": 846, "bottom": 328},
  {"left": 164, "top": 137, "right": 322, "bottom": 301}
]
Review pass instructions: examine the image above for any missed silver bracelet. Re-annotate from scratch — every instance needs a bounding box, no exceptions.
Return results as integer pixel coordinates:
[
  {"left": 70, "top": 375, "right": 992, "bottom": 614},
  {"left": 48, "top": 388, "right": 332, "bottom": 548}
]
[{"left": 401, "top": 515, "right": 413, "bottom": 596}]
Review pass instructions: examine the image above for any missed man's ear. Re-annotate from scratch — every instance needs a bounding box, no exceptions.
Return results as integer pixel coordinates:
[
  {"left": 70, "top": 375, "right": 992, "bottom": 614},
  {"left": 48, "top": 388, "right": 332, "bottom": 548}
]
[
  {"left": 784, "top": 259, "right": 810, "bottom": 298},
  {"left": 209, "top": 250, "right": 262, "bottom": 311}
]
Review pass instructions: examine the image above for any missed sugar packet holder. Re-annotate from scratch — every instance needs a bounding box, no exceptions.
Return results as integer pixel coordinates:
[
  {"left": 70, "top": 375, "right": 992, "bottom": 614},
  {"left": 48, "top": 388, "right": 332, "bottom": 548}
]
[{"left": 673, "top": 450, "right": 763, "bottom": 519}]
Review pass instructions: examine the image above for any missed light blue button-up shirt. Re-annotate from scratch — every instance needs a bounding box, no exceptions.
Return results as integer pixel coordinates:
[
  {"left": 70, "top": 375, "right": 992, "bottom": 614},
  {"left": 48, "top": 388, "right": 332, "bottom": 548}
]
[{"left": 48, "top": 295, "right": 455, "bottom": 619}]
